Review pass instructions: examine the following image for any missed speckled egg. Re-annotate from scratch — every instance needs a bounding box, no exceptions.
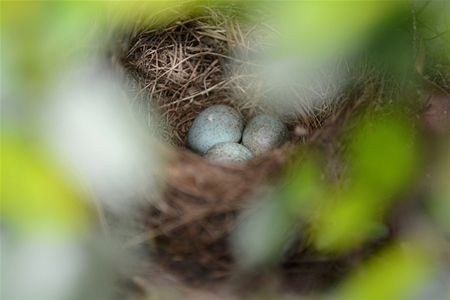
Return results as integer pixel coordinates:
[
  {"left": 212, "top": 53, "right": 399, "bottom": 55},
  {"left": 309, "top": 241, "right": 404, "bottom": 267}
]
[
  {"left": 242, "top": 114, "right": 289, "bottom": 155},
  {"left": 188, "top": 105, "right": 244, "bottom": 154},
  {"left": 205, "top": 142, "right": 253, "bottom": 164}
]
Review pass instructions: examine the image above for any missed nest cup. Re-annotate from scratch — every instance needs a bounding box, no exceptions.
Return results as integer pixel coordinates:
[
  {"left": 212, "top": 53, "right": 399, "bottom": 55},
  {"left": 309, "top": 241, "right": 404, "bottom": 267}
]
[{"left": 119, "top": 11, "right": 336, "bottom": 283}]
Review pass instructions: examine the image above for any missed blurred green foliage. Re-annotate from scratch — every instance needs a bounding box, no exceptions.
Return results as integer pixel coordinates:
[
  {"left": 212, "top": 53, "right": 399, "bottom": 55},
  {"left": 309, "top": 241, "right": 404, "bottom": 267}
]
[
  {"left": 1, "top": 0, "right": 202, "bottom": 236},
  {"left": 313, "top": 111, "right": 419, "bottom": 252},
  {"left": 283, "top": 155, "right": 326, "bottom": 217},
  {"left": 2, "top": 1, "right": 98, "bottom": 94},
  {"left": 1, "top": 134, "right": 89, "bottom": 236},
  {"left": 336, "top": 243, "right": 433, "bottom": 300},
  {"left": 269, "top": 1, "right": 408, "bottom": 61},
  {"left": 269, "top": 109, "right": 420, "bottom": 253},
  {"left": 1, "top": 1, "right": 202, "bottom": 96},
  {"left": 349, "top": 112, "right": 418, "bottom": 196},
  {"left": 1, "top": 1, "right": 448, "bottom": 299},
  {"left": 234, "top": 108, "right": 421, "bottom": 263}
]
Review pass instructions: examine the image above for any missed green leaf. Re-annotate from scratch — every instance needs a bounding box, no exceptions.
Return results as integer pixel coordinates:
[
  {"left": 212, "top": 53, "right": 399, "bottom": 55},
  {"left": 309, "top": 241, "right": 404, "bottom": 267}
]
[
  {"left": 272, "top": 1, "right": 406, "bottom": 61},
  {"left": 1, "top": 134, "right": 90, "bottom": 236},
  {"left": 336, "top": 244, "right": 433, "bottom": 300}
]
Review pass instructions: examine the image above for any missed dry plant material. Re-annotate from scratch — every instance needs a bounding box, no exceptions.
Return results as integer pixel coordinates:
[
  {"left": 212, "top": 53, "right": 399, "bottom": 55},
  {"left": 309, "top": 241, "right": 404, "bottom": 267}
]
[
  {"left": 123, "top": 17, "right": 243, "bottom": 146},
  {"left": 119, "top": 12, "right": 367, "bottom": 288}
]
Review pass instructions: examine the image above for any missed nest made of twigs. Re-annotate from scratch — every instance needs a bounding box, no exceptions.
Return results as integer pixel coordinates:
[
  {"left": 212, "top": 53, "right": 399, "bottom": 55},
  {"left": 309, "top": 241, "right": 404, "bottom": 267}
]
[{"left": 118, "top": 10, "right": 361, "bottom": 287}]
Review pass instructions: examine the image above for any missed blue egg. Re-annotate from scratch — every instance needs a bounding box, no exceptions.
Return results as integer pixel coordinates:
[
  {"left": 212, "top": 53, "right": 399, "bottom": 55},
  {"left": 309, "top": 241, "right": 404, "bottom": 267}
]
[
  {"left": 205, "top": 142, "right": 253, "bottom": 164},
  {"left": 242, "top": 114, "right": 288, "bottom": 155},
  {"left": 188, "top": 105, "right": 244, "bottom": 154}
]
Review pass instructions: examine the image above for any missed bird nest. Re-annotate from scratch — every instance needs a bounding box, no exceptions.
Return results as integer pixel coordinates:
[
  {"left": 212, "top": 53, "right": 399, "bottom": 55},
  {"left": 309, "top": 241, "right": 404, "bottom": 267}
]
[{"left": 118, "top": 11, "right": 367, "bottom": 289}]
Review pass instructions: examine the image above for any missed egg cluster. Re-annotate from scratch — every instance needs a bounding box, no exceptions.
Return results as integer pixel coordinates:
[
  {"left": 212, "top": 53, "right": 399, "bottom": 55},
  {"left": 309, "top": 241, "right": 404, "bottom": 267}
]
[{"left": 188, "top": 105, "right": 289, "bottom": 164}]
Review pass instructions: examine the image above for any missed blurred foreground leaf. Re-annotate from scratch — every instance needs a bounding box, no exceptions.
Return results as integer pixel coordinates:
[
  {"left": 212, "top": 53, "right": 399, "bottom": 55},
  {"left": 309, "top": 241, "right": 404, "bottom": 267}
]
[
  {"left": 1, "top": 1, "right": 202, "bottom": 96},
  {"left": 335, "top": 243, "right": 433, "bottom": 300},
  {"left": 350, "top": 113, "right": 419, "bottom": 196},
  {"left": 282, "top": 155, "right": 326, "bottom": 217},
  {"left": 272, "top": 1, "right": 407, "bottom": 61},
  {"left": 1, "top": 134, "right": 89, "bottom": 236},
  {"left": 314, "top": 111, "right": 420, "bottom": 252},
  {"left": 232, "top": 191, "right": 295, "bottom": 269}
]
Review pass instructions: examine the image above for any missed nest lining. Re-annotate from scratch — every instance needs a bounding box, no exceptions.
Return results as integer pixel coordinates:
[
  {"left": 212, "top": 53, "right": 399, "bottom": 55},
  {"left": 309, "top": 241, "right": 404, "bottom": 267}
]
[
  {"left": 118, "top": 12, "right": 363, "bottom": 288},
  {"left": 122, "top": 15, "right": 322, "bottom": 148},
  {"left": 124, "top": 17, "right": 238, "bottom": 146}
]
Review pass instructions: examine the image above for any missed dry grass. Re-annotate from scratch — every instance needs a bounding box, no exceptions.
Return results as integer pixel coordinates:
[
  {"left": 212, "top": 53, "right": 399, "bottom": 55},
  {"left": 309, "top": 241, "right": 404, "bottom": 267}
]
[
  {"left": 122, "top": 16, "right": 242, "bottom": 145},
  {"left": 118, "top": 8, "right": 374, "bottom": 291},
  {"left": 120, "top": 11, "right": 340, "bottom": 146}
]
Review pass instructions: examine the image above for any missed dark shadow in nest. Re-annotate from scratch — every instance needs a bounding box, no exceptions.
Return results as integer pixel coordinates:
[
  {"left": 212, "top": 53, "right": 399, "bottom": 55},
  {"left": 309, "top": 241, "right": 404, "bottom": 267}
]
[{"left": 118, "top": 14, "right": 375, "bottom": 295}]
